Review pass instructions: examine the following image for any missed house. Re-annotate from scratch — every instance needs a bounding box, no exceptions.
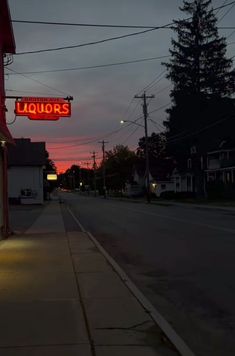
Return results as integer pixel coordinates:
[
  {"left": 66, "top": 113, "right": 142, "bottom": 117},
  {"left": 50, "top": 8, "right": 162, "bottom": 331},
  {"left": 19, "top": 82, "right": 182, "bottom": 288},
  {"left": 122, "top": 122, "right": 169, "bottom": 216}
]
[
  {"left": 172, "top": 167, "right": 195, "bottom": 194},
  {"left": 205, "top": 139, "right": 235, "bottom": 198},
  {"left": 171, "top": 139, "right": 235, "bottom": 199},
  {"left": 0, "top": 0, "right": 15, "bottom": 236},
  {"left": 126, "top": 158, "right": 175, "bottom": 198},
  {"left": 8, "top": 139, "right": 46, "bottom": 204}
]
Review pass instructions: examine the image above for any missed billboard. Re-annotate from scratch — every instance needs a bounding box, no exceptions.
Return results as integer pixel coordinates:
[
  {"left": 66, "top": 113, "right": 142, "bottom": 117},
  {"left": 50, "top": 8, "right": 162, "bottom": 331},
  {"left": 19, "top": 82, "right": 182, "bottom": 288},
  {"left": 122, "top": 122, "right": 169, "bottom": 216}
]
[{"left": 15, "top": 97, "right": 71, "bottom": 120}]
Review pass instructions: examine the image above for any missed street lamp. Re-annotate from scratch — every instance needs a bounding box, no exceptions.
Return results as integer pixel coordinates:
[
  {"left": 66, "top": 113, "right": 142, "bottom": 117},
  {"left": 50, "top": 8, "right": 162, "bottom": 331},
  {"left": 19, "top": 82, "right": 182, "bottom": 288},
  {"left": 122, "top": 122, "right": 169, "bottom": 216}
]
[
  {"left": 120, "top": 117, "right": 151, "bottom": 203},
  {"left": 120, "top": 119, "right": 144, "bottom": 128}
]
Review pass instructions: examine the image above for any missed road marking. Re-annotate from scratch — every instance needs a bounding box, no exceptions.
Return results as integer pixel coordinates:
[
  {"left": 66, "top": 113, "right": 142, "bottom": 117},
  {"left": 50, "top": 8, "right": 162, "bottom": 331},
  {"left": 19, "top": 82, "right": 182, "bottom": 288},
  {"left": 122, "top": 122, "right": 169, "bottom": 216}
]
[{"left": 67, "top": 205, "right": 196, "bottom": 356}]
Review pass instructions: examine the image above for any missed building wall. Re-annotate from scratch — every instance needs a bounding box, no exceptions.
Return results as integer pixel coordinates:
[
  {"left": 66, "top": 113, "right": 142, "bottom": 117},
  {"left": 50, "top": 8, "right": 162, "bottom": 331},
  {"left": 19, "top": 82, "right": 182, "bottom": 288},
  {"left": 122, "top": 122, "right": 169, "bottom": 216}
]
[
  {"left": 154, "top": 181, "right": 174, "bottom": 197},
  {"left": 173, "top": 174, "right": 195, "bottom": 193},
  {"left": 0, "top": 151, "right": 3, "bottom": 230},
  {"left": 8, "top": 166, "right": 44, "bottom": 204}
]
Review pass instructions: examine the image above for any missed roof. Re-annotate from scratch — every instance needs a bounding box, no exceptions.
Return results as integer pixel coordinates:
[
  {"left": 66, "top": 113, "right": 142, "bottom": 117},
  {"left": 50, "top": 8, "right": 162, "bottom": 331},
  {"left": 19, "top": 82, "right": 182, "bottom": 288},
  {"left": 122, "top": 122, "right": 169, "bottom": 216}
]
[
  {"left": 8, "top": 138, "right": 46, "bottom": 166},
  {"left": 0, "top": 0, "right": 16, "bottom": 53},
  {"left": 134, "top": 158, "right": 175, "bottom": 181},
  {"left": 207, "top": 138, "right": 235, "bottom": 154}
]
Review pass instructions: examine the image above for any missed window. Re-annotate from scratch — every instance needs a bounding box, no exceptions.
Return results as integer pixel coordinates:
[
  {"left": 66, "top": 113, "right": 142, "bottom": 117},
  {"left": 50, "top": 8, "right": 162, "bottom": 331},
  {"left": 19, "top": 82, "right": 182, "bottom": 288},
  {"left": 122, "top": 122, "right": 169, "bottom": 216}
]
[{"left": 161, "top": 184, "right": 166, "bottom": 190}]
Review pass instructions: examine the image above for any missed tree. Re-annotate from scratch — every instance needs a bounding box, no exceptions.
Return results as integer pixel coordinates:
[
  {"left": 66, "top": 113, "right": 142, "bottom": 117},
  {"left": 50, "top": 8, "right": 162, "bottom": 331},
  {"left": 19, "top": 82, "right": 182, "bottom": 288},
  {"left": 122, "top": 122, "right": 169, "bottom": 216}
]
[
  {"left": 137, "top": 132, "right": 166, "bottom": 160},
  {"left": 163, "top": 0, "right": 235, "bottom": 158},
  {"left": 45, "top": 150, "right": 57, "bottom": 172},
  {"left": 43, "top": 151, "right": 57, "bottom": 198},
  {"left": 59, "top": 164, "right": 93, "bottom": 190},
  {"left": 101, "top": 145, "right": 137, "bottom": 190}
]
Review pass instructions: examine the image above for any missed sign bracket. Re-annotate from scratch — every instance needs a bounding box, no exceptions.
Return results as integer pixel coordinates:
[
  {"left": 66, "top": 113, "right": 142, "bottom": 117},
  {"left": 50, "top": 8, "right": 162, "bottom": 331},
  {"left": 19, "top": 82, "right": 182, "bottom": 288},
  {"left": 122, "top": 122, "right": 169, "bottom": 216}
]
[{"left": 5, "top": 95, "right": 73, "bottom": 101}]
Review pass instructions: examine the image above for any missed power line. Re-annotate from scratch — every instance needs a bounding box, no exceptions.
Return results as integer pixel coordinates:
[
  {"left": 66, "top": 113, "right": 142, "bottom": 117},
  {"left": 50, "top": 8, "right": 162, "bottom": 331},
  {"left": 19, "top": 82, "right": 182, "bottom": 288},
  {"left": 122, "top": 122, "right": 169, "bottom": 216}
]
[
  {"left": 227, "top": 29, "right": 235, "bottom": 39},
  {"left": 6, "top": 55, "right": 170, "bottom": 75},
  {"left": 218, "top": 1, "right": 235, "bottom": 22},
  {"left": 140, "top": 70, "right": 167, "bottom": 93},
  {"left": 143, "top": 72, "right": 167, "bottom": 93},
  {"left": 149, "top": 102, "right": 171, "bottom": 114},
  {"left": 48, "top": 119, "right": 142, "bottom": 150},
  {"left": 48, "top": 114, "right": 145, "bottom": 150},
  {"left": 121, "top": 125, "right": 140, "bottom": 145},
  {"left": 12, "top": 1, "right": 235, "bottom": 57},
  {"left": 215, "top": 0, "right": 229, "bottom": 16},
  {"left": 15, "top": 26, "right": 172, "bottom": 56},
  {"left": 125, "top": 102, "right": 143, "bottom": 122},
  {"left": 153, "top": 84, "right": 172, "bottom": 96},
  {"left": 6, "top": 67, "right": 70, "bottom": 96},
  {"left": 149, "top": 117, "right": 165, "bottom": 131},
  {"left": 11, "top": 19, "right": 172, "bottom": 29},
  {"left": 167, "top": 114, "right": 234, "bottom": 144},
  {"left": 11, "top": 2, "right": 235, "bottom": 29},
  {"left": 6, "top": 88, "right": 64, "bottom": 97},
  {"left": 148, "top": 118, "right": 163, "bottom": 132},
  {"left": 47, "top": 101, "right": 167, "bottom": 150}
]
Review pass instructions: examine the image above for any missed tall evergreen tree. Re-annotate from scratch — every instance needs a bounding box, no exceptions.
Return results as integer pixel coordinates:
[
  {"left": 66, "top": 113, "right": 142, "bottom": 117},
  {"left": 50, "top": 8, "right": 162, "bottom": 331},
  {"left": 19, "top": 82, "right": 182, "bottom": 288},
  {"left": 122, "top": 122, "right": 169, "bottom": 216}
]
[{"left": 163, "top": 0, "right": 235, "bottom": 156}]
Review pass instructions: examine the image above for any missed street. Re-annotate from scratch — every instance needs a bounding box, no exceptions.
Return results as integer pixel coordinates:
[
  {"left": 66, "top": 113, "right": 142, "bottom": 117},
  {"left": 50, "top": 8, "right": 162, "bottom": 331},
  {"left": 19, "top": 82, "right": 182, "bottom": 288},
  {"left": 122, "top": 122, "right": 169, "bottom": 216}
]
[
  {"left": 58, "top": 192, "right": 235, "bottom": 356},
  {"left": 9, "top": 194, "right": 235, "bottom": 355}
]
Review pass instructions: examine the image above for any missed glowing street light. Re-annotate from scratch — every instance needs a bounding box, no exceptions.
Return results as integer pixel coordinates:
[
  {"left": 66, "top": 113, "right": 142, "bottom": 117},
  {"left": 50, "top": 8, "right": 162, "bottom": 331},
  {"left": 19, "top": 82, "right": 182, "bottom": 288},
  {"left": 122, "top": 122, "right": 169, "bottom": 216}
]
[{"left": 120, "top": 119, "right": 144, "bottom": 128}]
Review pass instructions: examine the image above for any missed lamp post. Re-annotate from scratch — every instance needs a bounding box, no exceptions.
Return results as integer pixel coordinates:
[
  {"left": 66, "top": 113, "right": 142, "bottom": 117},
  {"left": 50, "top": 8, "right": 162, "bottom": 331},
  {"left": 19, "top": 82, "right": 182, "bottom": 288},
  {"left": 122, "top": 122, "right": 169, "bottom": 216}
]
[
  {"left": 120, "top": 117, "right": 151, "bottom": 203},
  {"left": 134, "top": 92, "right": 154, "bottom": 203}
]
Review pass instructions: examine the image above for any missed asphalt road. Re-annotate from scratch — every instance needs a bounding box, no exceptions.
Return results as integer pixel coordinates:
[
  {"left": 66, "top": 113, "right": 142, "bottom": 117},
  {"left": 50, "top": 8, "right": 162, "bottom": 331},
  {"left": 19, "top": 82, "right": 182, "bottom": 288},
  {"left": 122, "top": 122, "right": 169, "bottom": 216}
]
[{"left": 60, "top": 192, "right": 235, "bottom": 356}]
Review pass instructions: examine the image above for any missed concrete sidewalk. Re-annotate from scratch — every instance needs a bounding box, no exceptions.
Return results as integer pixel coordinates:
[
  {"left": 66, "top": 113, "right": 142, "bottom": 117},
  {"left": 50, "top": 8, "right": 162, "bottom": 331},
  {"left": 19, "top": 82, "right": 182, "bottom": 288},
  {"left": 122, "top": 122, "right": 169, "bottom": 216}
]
[{"left": 0, "top": 200, "right": 179, "bottom": 356}]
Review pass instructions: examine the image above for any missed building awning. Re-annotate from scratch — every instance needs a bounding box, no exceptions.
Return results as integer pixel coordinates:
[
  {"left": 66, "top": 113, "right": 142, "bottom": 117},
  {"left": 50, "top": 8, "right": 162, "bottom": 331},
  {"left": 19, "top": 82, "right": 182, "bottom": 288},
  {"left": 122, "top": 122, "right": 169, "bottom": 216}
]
[{"left": 0, "top": 121, "right": 14, "bottom": 144}]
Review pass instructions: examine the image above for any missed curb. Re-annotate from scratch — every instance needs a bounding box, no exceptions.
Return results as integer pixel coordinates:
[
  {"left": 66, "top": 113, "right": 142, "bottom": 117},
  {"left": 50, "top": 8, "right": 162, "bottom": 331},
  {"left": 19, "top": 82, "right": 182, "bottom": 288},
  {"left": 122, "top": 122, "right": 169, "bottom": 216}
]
[{"left": 67, "top": 206, "right": 196, "bottom": 356}]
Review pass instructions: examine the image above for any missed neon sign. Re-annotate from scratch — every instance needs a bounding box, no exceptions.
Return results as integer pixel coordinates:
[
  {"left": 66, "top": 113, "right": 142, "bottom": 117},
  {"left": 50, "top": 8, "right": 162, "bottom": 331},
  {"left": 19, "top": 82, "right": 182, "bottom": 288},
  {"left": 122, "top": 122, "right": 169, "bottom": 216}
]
[
  {"left": 15, "top": 97, "right": 71, "bottom": 120},
  {"left": 47, "top": 173, "right": 57, "bottom": 181}
]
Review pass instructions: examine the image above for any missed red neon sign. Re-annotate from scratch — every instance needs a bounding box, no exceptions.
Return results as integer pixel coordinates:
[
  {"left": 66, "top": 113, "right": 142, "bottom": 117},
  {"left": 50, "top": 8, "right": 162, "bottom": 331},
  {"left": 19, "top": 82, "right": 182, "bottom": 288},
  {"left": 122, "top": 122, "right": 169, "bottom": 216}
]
[{"left": 15, "top": 97, "right": 71, "bottom": 120}]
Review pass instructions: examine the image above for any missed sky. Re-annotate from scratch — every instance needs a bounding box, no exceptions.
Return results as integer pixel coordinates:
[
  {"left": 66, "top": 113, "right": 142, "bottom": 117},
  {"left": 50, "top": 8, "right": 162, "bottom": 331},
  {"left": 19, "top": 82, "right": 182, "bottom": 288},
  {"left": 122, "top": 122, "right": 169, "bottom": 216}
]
[{"left": 5, "top": 0, "right": 235, "bottom": 173}]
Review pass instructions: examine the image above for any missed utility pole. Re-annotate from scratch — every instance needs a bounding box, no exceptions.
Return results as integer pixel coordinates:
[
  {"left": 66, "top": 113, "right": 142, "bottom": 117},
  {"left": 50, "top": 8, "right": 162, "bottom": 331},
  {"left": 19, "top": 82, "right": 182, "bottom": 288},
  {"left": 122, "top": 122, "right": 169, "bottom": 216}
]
[
  {"left": 91, "top": 151, "right": 97, "bottom": 196},
  {"left": 84, "top": 162, "right": 90, "bottom": 195},
  {"left": 134, "top": 91, "right": 154, "bottom": 203},
  {"left": 98, "top": 140, "right": 108, "bottom": 198}
]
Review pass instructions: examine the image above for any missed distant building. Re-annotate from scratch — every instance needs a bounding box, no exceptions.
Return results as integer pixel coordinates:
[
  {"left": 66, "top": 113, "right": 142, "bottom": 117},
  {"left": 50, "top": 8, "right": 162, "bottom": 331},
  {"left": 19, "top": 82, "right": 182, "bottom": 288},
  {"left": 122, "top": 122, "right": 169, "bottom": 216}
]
[{"left": 8, "top": 139, "right": 46, "bottom": 204}]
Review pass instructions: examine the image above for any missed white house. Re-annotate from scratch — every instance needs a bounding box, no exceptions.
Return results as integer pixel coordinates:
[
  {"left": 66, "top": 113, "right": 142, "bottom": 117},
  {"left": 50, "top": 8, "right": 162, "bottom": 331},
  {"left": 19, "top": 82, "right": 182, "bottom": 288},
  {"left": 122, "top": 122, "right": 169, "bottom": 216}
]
[
  {"left": 127, "top": 161, "right": 175, "bottom": 198},
  {"left": 8, "top": 138, "right": 46, "bottom": 204}
]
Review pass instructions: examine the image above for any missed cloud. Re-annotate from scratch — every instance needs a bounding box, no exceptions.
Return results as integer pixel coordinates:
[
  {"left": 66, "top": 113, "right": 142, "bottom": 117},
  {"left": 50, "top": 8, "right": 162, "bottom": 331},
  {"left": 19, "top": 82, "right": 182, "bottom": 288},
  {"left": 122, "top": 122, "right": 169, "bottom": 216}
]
[{"left": 6, "top": 0, "right": 234, "bottom": 172}]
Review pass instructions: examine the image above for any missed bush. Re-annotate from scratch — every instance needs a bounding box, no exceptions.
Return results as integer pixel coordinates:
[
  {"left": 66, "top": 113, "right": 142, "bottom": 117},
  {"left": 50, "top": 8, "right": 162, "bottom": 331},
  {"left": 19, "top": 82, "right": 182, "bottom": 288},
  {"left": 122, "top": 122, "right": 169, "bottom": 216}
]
[{"left": 160, "top": 191, "right": 176, "bottom": 199}]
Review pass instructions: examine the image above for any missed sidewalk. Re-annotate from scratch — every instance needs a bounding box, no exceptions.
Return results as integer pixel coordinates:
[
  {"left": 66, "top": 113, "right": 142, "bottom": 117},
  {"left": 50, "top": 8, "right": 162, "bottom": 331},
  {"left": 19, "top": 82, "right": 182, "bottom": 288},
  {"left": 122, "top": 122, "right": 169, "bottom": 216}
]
[{"left": 0, "top": 200, "right": 180, "bottom": 356}]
